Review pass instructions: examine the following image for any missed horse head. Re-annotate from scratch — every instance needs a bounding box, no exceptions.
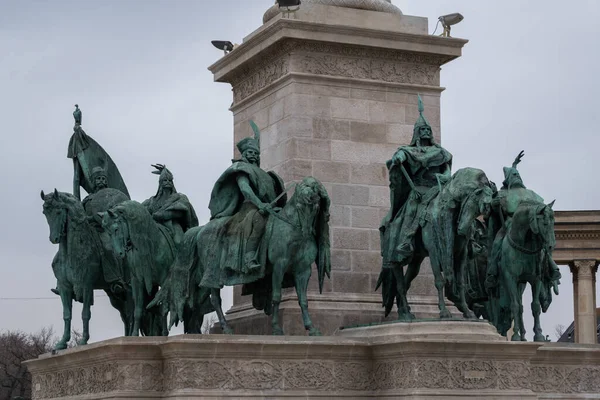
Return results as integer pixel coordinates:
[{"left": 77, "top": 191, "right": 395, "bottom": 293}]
[
  {"left": 41, "top": 189, "right": 69, "bottom": 244},
  {"left": 294, "top": 177, "right": 329, "bottom": 208},
  {"left": 529, "top": 200, "right": 556, "bottom": 251},
  {"left": 100, "top": 207, "right": 130, "bottom": 259},
  {"left": 457, "top": 185, "right": 494, "bottom": 237}
]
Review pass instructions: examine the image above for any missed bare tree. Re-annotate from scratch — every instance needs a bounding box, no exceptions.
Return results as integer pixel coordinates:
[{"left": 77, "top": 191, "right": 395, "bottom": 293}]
[
  {"left": 0, "top": 328, "right": 54, "bottom": 400},
  {"left": 201, "top": 313, "right": 219, "bottom": 334},
  {"left": 554, "top": 324, "right": 566, "bottom": 340}
]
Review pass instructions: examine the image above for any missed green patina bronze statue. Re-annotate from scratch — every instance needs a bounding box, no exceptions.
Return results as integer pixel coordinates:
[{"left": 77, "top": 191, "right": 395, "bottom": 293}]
[
  {"left": 68, "top": 105, "right": 129, "bottom": 201},
  {"left": 142, "top": 164, "right": 198, "bottom": 246},
  {"left": 41, "top": 190, "right": 132, "bottom": 349},
  {"left": 484, "top": 152, "right": 561, "bottom": 341},
  {"left": 149, "top": 123, "right": 331, "bottom": 336},
  {"left": 99, "top": 165, "right": 206, "bottom": 336},
  {"left": 377, "top": 96, "right": 494, "bottom": 321}
]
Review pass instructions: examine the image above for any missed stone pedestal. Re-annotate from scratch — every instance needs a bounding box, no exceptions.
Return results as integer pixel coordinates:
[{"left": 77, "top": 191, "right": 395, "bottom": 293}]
[
  {"left": 569, "top": 259, "right": 599, "bottom": 344},
  {"left": 208, "top": 0, "right": 467, "bottom": 335},
  {"left": 25, "top": 322, "right": 600, "bottom": 399}
]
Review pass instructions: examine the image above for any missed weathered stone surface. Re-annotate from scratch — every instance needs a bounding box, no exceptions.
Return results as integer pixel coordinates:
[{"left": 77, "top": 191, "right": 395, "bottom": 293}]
[
  {"left": 330, "top": 204, "right": 352, "bottom": 227},
  {"left": 25, "top": 330, "right": 600, "bottom": 399},
  {"left": 332, "top": 227, "right": 370, "bottom": 250},
  {"left": 350, "top": 163, "right": 388, "bottom": 186},
  {"left": 312, "top": 160, "right": 351, "bottom": 183},
  {"left": 331, "top": 184, "right": 370, "bottom": 206},
  {"left": 351, "top": 207, "right": 381, "bottom": 228},
  {"left": 333, "top": 271, "right": 372, "bottom": 293},
  {"left": 313, "top": 118, "right": 350, "bottom": 140},
  {"left": 351, "top": 250, "right": 382, "bottom": 273},
  {"left": 331, "top": 249, "right": 352, "bottom": 271}
]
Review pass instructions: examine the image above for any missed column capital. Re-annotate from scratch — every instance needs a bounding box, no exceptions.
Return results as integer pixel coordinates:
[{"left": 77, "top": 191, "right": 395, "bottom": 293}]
[{"left": 569, "top": 259, "right": 599, "bottom": 280}]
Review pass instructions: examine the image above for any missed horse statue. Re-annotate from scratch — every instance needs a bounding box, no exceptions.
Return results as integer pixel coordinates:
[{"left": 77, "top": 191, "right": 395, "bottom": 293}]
[
  {"left": 493, "top": 200, "right": 558, "bottom": 341},
  {"left": 150, "top": 176, "right": 331, "bottom": 336},
  {"left": 41, "top": 189, "right": 131, "bottom": 349},
  {"left": 378, "top": 167, "right": 494, "bottom": 320},
  {"left": 100, "top": 200, "right": 187, "bottom": 336}
]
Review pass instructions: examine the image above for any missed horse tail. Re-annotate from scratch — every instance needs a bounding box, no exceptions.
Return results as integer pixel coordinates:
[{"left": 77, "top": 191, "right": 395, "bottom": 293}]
[
  {"left": 376, "top": 268, "right": 397, "bottom": 317},
  {"left": 148, "top": 226, "right": 204, "bottom": 329}
]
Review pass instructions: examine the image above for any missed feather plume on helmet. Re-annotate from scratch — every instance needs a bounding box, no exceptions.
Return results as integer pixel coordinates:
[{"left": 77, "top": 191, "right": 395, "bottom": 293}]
[
  {"left": 151, "top": 163, "right": 177, "bottom": 196},
  {"left": 410, "top": 95, "right": 438, "bottom": 148},
  {"left": 502, "top": 151, "right": 526, "bottom": 189},
  {"left": 235, "top": 120, "right": 261, "bottom": 166}
]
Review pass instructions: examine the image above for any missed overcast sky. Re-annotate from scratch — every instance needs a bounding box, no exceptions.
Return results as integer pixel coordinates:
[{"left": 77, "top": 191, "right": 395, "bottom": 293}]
[{"left": 1, "top": 0, "right": 598, "bottom": 342}]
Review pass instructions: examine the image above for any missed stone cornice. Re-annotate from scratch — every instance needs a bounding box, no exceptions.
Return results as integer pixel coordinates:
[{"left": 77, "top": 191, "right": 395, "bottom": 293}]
[{"left": 209, "top": 17, "right": 467, "bottom": 83}]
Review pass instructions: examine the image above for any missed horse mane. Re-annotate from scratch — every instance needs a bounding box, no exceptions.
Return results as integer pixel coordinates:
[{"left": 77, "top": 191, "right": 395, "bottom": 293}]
[
  {"left": 114, "top": 201, "right": 158, "bottom": 293},
  {"left": 44, "top": 191, "right": 87, "bottom": 222}
]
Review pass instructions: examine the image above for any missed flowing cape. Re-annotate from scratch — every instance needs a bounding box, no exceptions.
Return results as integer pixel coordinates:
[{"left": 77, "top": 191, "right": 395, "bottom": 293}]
[
  {"left": 68, "top": 127, "right": 130, "bottom": 198},
  {"left": 201, "top": 161, "right": 286, "bottom": 288},
  {"left": 209, "top": 162, "right": 286, "bottom": 219},
  {"left": 142, "top": 193, "right": 199, "bottom": 232}
]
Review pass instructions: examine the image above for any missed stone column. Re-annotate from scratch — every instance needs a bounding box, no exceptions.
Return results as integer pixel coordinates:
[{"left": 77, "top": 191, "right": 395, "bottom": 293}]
[
  {"left": 569, "top": 260, "right": 598, "bottom": 344},
  {"left": 208, "top": 1, "right": 467, "bottom": 334}
]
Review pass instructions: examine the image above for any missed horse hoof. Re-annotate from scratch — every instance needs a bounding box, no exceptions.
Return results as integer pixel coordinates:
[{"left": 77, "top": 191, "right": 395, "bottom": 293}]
[
  {"left": 397, "top": 312, "right": 415, "bottom": 322},
  {"left": 222, "top": 327, "right": 234, "bottom": 335},
  {"left": 533, "top": 334, "right": 546, "bottom": 342},
  {"left": 511, "top": 334, "right": 520, "bottom": 342},
  {"left": 77, "top": 339, "right": 89, "bottom": 346},
  {"left": 440, "top": 310, "right": 452, "bottom": 319},
  {"left": 272, "top": 328, "right": 284, "bottom": 336},
  {"left": 54, "top": 341, "right": 68, "bottom": 351},
  {"left": 463, "top": 310, "right": 477, "bottom": 320},
  {"left": 308, "top": 327, "right": 322, "bottom": 336}
]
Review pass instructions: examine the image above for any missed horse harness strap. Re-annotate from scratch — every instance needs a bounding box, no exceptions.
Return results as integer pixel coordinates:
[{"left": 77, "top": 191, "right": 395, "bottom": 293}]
[
  {"left": 507, "top": 232, "right": 542, "bottom": 254},
  {"left": 264, "top": 207, "right": 301, "bottom": 231}
]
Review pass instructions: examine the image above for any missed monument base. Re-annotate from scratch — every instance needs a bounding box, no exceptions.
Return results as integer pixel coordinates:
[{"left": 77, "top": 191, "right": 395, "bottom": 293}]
[{"left": 26, "top": 321, "right": 600, "bottom": 399}]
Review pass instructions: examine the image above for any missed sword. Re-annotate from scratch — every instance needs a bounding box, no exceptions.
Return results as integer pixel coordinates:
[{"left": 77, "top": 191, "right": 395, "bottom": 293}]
[{"left": 268, "top": 182, "right": 297, "bottom": 207}]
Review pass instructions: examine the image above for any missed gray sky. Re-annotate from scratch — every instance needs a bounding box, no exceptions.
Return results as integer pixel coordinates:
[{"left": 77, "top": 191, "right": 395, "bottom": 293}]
[{"left": 1, "top": 0, "right": 598, "bottom": 342}]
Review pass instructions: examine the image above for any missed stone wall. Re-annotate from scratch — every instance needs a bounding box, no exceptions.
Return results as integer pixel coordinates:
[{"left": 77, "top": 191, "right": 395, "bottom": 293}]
[{"left": 25, "top": 324, "right": 600, "bottom": 399}]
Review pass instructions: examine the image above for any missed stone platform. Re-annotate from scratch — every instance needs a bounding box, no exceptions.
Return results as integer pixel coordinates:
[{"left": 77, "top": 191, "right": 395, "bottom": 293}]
[{"left": 25, "top": 321, "right": 600, "bottom": 399}]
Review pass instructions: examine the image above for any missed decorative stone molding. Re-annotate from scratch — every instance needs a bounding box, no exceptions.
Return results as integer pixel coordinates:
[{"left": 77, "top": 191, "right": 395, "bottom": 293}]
[
  {"left": 25, "top": 330, "right": 600, "bottom": 399},
  {"left": 229, "top": 40, "right": 444, "bottom": 103},
  {"left": 569, "top": 259, "right": 599, "bottom": 280},
  {"left": 31, "top": 361, "right": 163, "bottom": 399},
  {"left": 29, "top": 357, "right": 600, "bottom": 398}
]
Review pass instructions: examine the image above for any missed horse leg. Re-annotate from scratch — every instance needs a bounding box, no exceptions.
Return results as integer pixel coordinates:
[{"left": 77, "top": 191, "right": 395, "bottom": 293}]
[
  {"left": 294, "top": 266, "right": 320, "bottom": 336},
  {"left": 391, "top": 262, "right": 414, "bottom": 321},
  {"left": 457, "top": 252, "right": 476, "bottom": 319},
  {"left": 531, "top": 280, "right": 545, "bottom": 342},
  {"left": 503, "top": 274, "right": 521, "bottom": 341},
  {"left": 517, "top": 282, "right": 527, "bottom": 341},
  {"left": 210, "top": 288, "right": 233, "bottom": 334},
  {"left": 131, "top": 280, "right": 144, "bottom": 336},
  {"left": 430, "top": 254, "right": 452, "bottom": 319},
  {"left": 79, "top": 288, "right": 92, "bottom": 345},
  {"left": 55, "top": 287, "right": 73, "bottom": 350},
  {"left": 271, "top": 262, "right": 286, "bottom": 335}
]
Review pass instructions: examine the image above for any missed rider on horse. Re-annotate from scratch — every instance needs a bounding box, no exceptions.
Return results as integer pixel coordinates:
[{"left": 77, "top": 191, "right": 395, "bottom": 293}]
[
  {"left": 50, "top": 166, "right": 129, "bottom": 295},
  {"left": 200, "top": 131, "right": 286, "bottom": 288},
  {"left": 142, "top": 164, "right": 198, "bottom": 247},
  {"left": 380, "top": 96, "right": 453, "bottom": 269},
  {"left": 485, "top": 152, "right": 561, "bottom": 290}
]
